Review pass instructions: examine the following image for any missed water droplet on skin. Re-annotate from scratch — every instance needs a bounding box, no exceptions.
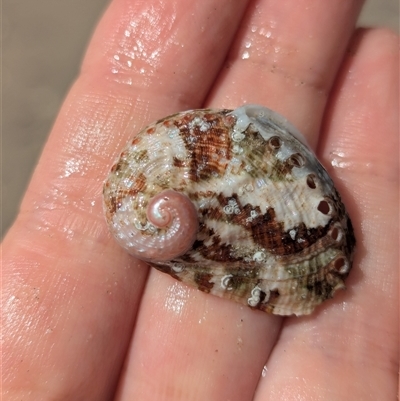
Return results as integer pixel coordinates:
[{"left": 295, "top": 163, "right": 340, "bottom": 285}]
[
  {"left": 262, "top": 365, "right": 268, "bottom": 377},
  {"left": 242, "top": 51, "right": 250, "bottom": 60},
  {"left": 164, "top": 282, "right": 190, "bottom": 316},
  {"left": 198, "top": 314, "right": 207, "bottom": 324},
  {"left": 61, "top": 158, "right": 88, "bottom": 178},
  {"left": 330, "top": 151, "right": 352, "bottom": 169}
]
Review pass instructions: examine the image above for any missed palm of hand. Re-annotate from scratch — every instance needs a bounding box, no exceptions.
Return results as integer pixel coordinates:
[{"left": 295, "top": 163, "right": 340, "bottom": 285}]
[{"left": 2, "top": 1, "right": 398, "bottom": 400}]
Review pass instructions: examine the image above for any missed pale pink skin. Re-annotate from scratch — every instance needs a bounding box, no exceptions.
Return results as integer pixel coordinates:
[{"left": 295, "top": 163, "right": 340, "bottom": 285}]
[
  {"left": 2, "top": 1, "right": 398, "bottom": 400},
  {"left": 145, "top": 190, "right": 199, "bottom": 261}
]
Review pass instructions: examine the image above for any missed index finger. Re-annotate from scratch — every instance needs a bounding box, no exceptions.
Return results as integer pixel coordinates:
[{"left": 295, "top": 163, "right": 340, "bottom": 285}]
[{"left": 2, "top": 0, "right": 249, "bottom": 399}]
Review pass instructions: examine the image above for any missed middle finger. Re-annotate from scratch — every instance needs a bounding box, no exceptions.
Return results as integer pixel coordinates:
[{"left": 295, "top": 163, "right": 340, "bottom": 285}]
[
  {"left": 118, "top": 1, "right": 364, "bottom": 400},
  {"left": 209, "top": 0, "right": 364, "bottom": 147}
]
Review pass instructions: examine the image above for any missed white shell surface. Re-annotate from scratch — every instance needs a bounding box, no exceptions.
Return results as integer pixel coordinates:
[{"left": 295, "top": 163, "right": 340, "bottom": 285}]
[{"left": 103, "top": 105, "right": 356, "bottom": 316}]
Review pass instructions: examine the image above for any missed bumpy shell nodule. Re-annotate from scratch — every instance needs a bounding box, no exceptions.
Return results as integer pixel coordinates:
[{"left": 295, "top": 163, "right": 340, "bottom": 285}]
[{"left": 103, "top": 105, "right": 356, "bottom": 316}]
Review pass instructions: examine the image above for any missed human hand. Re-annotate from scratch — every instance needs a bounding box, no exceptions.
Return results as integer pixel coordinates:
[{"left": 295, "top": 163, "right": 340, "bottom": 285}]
[{"left": 3, "top": 1, "right": 398, "bottom": 400}]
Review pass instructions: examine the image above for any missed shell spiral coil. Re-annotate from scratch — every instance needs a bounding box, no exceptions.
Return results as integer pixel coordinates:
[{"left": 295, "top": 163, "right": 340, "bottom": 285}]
[
  {"left": 103, "top": 105, "right": 356, "bottom": 316},
  {"left": 145, "top": 189, "right": 199, "bottom": 261}
]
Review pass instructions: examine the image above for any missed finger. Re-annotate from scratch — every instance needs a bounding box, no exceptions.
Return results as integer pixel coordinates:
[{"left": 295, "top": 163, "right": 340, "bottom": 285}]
[
  {"left": 115, "top": 2, "right": 366, "bottom": 401},
  {"left": 115, "top": 276, "right": 281, "bottom": 401},
  {"left": 2, "top": 0, "right": 250, "bottom": 399},
  {"left": 208, "top": 0, "right": 364, "bottom": 147},
  {"left": 253, "top": 28, "right": 399, "bottom": 401},
  {"left": 21, "top": 0, "right": 250, "bottom": 219},
  {"left": 82, "top": 0, "right": 249, "bottom": 108}
]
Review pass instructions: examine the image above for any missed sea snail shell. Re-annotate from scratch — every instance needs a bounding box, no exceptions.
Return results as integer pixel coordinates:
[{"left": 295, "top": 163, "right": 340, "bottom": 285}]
[{"left": 103, "top": 105, "right": 356, "bottom": 316}]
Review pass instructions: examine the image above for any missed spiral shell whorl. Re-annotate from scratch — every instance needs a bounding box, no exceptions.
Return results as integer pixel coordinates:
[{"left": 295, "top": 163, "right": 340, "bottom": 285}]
[
  {"left": 145, "top": 190, "right": 199, "bottom": 261},
  {"left": 103, "top": 186, "right": 199, "bottom": 262}
]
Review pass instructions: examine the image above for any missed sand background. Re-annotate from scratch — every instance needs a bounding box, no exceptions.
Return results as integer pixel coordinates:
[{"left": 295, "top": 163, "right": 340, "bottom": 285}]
[{"left": 2, "top": 0, "right": 399, "bottom": 236}]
